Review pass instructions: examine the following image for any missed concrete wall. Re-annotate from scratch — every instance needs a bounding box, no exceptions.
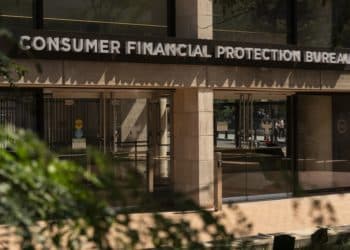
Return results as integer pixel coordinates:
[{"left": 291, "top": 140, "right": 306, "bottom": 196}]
[
  {"left": 1, "top": 193, "right": 350, "bottom": 249},
  {"left": 4, "top": 59, "right": 350, "bottom": 92},
  {"left": 297, "top": 96, "right": 333, "bottom": 162},
  {"left": 127, "top": 193, "right": 350, "bottom": 248}
]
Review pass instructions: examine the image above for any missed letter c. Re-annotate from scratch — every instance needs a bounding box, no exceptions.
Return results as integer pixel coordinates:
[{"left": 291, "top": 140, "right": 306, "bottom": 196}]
[{"left": 19, "top": 35, "right": 31, "bottom": 50}]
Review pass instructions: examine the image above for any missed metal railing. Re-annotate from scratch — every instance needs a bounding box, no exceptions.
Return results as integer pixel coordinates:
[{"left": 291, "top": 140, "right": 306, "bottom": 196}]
[{"left": 114, "top": 140, "right": 149, "bottom": 161}]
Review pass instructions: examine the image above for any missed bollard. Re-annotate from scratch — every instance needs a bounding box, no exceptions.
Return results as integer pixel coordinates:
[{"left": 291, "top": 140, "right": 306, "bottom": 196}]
[
  {"left": 273, "top": 234, "right": 295, "bottom": 250},
  {"left": 311, "top": 228, "right": 328, "bottom": 249},
  {"left": 147, "top": 149, "right": 154, "bottom": 193}
]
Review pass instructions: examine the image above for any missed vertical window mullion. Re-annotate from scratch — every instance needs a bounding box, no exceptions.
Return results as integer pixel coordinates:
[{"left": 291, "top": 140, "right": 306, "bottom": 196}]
[
  {"left": 331, "top": 0, "right": 336, "bottom": 48},
  {"left": 33, "top": 0, "right": 43, "bottom": 29},
  {"left": 287, "top": 0, "right": 297, "bottom": 45},
  {"left": 167, "top": 0, "right": 176, "bottom": 37}
]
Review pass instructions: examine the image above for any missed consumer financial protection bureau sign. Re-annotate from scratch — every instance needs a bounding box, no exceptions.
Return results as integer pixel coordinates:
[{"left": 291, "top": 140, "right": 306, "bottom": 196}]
[{"left": 17, "top": 34, "right": 350, "bottom": 66}]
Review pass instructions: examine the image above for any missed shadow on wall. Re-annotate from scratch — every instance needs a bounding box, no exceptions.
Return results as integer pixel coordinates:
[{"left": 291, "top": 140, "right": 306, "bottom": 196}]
[
  {"left": 208, "top": 66, "right": 345, "bottom": 89},
  {"left": 293, "top": 198, "right": 337, "bottom": 226},
  {"left": 13, "top": 59, "right": 207, "bottom": 87},
  {"left": 120, "top": 98, "right": 147, "bottom": 143},
  {"left": 217, "top": 194, "right": 342, "bottom": 239},
  {"left": 9, "top": 59, "right": 348, "bottom": 90}
]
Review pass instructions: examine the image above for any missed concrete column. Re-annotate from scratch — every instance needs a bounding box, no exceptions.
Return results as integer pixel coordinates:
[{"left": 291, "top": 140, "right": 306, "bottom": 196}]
[
  {"left": 297, "top": 95, "right": 333, "bottom": 189},
  {"left": 176, "top": 0, "right": 213, "bottom": 39},
  {"left": 173, "top": 88, "right": 214, "bottom": 207}
]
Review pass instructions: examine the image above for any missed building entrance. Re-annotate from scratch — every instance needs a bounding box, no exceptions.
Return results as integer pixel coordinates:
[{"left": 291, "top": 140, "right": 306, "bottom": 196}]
[
  {"left": 214, "top": 92, "right": 293, "bottom": 201},
  {"left": 43, "top": 89, "right": 173, "bottom": 195}
]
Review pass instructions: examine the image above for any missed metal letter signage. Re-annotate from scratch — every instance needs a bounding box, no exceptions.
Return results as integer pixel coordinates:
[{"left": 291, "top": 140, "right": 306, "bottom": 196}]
[{"left": 12, "top": 31, "right": 350, "bottom": 69}]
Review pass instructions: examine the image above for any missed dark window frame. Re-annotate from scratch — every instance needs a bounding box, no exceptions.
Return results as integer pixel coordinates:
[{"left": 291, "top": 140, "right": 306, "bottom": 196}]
[
  {"left": 167, "top": 0, "right": 176, "bottom": 37},
  {"left": 286, "top": 0, "right": 297, "bottom": 45},
  {"left": 32, "top": 0, "right": 43, "bottom": 29}
]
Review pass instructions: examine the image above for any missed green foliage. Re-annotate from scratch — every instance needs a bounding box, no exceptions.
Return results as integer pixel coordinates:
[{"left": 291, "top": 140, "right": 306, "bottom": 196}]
[
  {"left": 0, "top": 127, "right": 234, "bottom": 249},
  {"left": 0, "top": 29, "right": 27, "bottom": 84},
  {"left": 0, "top": 127, "right": 112, "bottom": 249}
]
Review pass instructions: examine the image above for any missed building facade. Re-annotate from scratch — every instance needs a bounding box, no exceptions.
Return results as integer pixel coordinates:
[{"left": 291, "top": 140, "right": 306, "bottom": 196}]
[{"left": 2, "top": 0, "right": 350, "bottom": 208}]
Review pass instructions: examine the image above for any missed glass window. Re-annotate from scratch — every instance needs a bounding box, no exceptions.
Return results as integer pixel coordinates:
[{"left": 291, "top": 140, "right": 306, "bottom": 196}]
[
  {"left": 297, "top": 94, "right": 350, "bottom": 191},
  {"left": 333, "top": 0, "right": 350, "bottom": 48},
  {"left": 0, "top": 90, "right": 38, "bottom": 131},
  {"left": 297, "top": 0, "right": 332, "bottom": 47},
  {"left": 43, "top": 0, "right": 168, "bottom": 37},
  {"left": 213, "top": 0, "right": 287, "bottom": 44},
  {"left": 0, "top": 0, "right": 32, "bottom": 29}
]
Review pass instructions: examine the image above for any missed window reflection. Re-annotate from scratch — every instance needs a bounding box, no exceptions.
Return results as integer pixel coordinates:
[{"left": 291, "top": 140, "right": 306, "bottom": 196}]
[
  {"left": 44, "top": 0, "right": 168, "bottom": 36},
  {"left": 297, "top": 0, "right": 332, "bottom": 47},
  {"left": 334, "top": 0, "right": 350, "bottom": 48},
  {"left": 0, "top": 0, "right": 32, "bottom": 29},
  {"left": 213, "top": 0, "right": 286, "bottom": 44},
  {"left": 215, "top": 95, "right": 287, "bottom": 151}
]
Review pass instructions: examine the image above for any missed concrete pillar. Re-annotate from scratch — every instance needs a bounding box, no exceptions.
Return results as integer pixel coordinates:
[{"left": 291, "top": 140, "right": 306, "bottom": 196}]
[
  {"left": 297, "top": 95, "right": 333, "bottom": 189},
  {"left": 176, "top": 0, "right": 213, "bottom": 39},
  {"left": 173, "top": 88, "right": 214, "bottom": 207}
]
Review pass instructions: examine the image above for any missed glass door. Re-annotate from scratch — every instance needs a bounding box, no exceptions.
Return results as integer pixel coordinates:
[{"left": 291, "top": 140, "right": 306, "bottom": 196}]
[
  {"left": 215, "top": 92, "right": 292, "bottom": 201},
  {"left": 106, "top": 91, "right": 172, "bottom": 196},
  {"left": 44, "top": 89, "right": 173, "bottom": 203}
]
